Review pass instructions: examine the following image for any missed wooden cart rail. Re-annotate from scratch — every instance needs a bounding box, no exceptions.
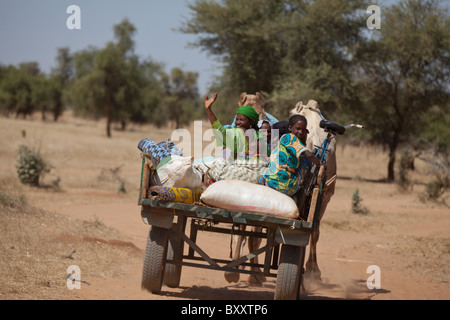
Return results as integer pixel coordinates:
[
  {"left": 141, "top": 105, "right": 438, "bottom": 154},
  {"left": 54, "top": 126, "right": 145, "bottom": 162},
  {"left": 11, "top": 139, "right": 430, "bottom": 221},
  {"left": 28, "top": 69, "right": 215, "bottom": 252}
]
[{"left": 138, "top": 198, "right": 313, "bottom": 231}]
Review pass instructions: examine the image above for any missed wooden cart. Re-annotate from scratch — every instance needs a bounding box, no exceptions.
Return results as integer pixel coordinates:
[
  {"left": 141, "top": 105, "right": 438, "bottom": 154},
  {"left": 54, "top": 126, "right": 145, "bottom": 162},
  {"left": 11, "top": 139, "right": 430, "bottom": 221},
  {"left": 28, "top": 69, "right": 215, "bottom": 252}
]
[{"left": 137, "top": 152, "right": 328, "bottom": 300}]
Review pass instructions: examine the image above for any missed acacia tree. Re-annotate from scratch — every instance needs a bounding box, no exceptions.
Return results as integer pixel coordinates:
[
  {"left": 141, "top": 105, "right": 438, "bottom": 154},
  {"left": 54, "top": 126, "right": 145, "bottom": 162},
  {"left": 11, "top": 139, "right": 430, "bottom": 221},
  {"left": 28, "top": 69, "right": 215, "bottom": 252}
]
[
  {"left": 270, "top": 0, "right": 366, "bottom": 117},
  {"left": 180, "top": 0, "right": 289, "bottom": 112},
  {"left": 160, "top": 67, "right": 200, "bottom": 129},
  {"left": 31, "top": 72, "right": 55, "bottom": 120},
  {"left": 69, "top": 19, "right": 142, "bottom": 137},
  {"left": 0, "top": 59, "right": 70, "bottom": 121},
  {"left": 180, "top": 0, "right": 366, "bottom": 119},
  {"left": 0, "top": 63, "right": 40, "bottom": 118},
  {"left": 352, "top": 0, "right": 450, "bottom": 181},
  {"left": 50, "top": 47, "right": 73, "bottom": 121}
]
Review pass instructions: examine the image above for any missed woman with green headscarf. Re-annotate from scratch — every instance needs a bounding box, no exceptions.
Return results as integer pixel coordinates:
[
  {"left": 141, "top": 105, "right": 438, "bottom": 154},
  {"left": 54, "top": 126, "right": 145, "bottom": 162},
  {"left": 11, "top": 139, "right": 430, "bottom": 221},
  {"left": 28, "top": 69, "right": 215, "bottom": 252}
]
[{"left": 205, "top": 92, "right": 267, "bottom": 159}]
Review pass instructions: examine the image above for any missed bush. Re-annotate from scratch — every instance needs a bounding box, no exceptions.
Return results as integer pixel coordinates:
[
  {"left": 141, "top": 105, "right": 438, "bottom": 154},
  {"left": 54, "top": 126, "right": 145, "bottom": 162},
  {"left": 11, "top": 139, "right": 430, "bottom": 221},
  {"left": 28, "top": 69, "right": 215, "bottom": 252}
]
[
  {"left": 0, "top": 188, "right": 28, "bottom": 208},
  {"left": 15, "top": 145, "right": 51, "bottom": 186},
  {"left": 351, "top": 188, "right": 369, "bottom": 214},
  {"left": 424, "top": 174, "right": 449, "bottom": 201}
]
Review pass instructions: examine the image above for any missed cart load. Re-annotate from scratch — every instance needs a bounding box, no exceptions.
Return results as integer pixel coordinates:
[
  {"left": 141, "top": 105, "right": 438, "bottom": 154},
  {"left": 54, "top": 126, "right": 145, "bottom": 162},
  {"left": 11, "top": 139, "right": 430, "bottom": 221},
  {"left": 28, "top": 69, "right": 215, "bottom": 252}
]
[
  {"left": 200, "top": 179, "right": 299, "bottom": 219},
  {"left": 137, "top": 140, "right": 313, "bottom": 300},
  {"left": 148, "top": 186, "right": 203, "bottom": 205}
]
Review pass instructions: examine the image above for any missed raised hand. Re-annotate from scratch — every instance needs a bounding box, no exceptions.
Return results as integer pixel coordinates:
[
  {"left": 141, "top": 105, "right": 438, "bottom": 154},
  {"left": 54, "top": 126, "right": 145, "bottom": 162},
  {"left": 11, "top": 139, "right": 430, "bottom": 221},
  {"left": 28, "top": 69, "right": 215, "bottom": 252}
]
[{"left": 205, "top": 92, "right": 218, "bottom": 110}]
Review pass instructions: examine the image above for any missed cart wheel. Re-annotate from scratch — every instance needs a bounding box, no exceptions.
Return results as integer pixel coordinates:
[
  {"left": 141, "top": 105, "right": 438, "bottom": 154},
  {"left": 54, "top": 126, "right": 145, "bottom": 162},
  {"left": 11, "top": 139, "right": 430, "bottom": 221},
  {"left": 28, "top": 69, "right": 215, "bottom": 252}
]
[
  {"left": 163, "top": 231, "right": 183, "bottom": 288},
  {"left": 141, "top": 226, "right": 170, "bottom": 294},
  {"left": 274, "top": 244, "right": 306, "bottom": 300}
]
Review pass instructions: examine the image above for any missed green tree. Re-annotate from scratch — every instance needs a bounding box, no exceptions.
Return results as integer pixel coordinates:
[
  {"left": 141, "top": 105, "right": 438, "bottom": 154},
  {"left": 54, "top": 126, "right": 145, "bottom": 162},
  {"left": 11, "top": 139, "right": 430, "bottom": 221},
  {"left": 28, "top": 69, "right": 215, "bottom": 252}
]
[
  {"left": 160, "top": 67, "right": 201, "bottom": 128},
  {"left": 352, "top": 0, "right": 450, "bottom": 181},
  {"left": 67, "top": 46, "right": 101, "bottom": 118},
  {"left": 180, "top": 0, "right": 288, "bottom": 107},
  {"left": 50, "top": 47, "right": 73, "bottom": 121},
  {"left": 0, "top": 62, "right": 64, "bottom": 120},
  {"left": 180, "top": 0, "right": 366, "bottom": 119},
  {"left": 416, "top": 104, "right": 450, "bottom": 180},
  {"left": 270, "top": 0, "right": 366, "bottom": 117},
  {"left": 30, "top": 73, "right": 55, "bottom": 120},
  {"left": 0, "top": 64, "right": 7, "bottom": 81},
  {"left": 68, "top": 19, "right": 143, "bottom": 137},
  {"left": 130, "top": 58, "right": 165, "bottom": 126},
  {"left": 0, "top": 63, "right": 41, "bottom": 118}
]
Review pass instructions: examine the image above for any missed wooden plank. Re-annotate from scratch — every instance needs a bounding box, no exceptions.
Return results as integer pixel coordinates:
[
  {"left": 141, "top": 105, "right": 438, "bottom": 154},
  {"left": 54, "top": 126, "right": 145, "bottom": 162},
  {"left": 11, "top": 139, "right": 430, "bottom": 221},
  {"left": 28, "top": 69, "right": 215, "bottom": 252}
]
[{"left": 139, "top": 198, "right": 312, "bottom": 231}]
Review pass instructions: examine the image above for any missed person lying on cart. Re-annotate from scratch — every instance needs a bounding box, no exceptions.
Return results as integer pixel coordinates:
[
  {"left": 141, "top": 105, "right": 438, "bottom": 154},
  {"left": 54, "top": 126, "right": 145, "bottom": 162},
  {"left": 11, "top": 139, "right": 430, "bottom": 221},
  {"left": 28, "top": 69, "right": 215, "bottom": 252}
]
[{"left": 258, "top": 114, "right": 321, "bottom": 197}]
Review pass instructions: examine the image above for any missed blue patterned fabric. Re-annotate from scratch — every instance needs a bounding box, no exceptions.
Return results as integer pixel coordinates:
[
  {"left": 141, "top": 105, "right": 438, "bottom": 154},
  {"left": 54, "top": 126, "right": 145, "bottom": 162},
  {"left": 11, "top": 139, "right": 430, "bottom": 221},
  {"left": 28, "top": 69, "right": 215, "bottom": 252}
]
[
  {"left": 259, "top": 133, "right": 312, "bottom": 196},
  {"left": 138, "top": 138, "right": 182, "bottom": 163}
]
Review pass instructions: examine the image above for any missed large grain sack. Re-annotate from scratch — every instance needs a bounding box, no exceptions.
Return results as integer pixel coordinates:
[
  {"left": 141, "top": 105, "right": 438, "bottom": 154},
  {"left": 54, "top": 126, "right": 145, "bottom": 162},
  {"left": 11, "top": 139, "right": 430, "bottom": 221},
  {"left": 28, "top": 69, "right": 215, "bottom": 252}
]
[{"left": 200, "top": 180, "right": 299, "bottom": 219}]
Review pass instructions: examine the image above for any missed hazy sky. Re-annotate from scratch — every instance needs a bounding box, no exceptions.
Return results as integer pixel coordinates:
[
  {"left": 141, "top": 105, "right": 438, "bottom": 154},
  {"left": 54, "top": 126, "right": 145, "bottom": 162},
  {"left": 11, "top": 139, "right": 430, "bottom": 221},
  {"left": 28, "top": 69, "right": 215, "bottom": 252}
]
[
  {"left": 1, "top": 1, "right": 447, "bottom": 96},
  {"left": 0, "top": 0, "right": 221, "bottom": 95}
]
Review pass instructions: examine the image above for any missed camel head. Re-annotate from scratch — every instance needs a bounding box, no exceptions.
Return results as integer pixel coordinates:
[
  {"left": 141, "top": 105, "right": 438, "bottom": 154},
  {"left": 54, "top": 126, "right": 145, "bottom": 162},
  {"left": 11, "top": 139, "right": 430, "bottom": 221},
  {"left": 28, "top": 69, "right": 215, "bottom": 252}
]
[
  {"left": 290, "top": 99, "right": 319, "bottom": 116},
  {"left": 238, "top": 92, "right": 268, "bottom": 120},
  {"left": 289, "top": 99, "right": 325, "bottom": 151}
]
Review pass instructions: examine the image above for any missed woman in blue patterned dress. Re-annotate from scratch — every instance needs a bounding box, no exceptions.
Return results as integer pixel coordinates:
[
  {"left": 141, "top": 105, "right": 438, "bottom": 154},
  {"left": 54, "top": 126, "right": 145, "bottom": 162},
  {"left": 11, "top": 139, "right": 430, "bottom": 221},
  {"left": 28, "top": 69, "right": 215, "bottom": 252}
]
[{"left": 259, "top": 114, "right": 320, "bottom": 196}]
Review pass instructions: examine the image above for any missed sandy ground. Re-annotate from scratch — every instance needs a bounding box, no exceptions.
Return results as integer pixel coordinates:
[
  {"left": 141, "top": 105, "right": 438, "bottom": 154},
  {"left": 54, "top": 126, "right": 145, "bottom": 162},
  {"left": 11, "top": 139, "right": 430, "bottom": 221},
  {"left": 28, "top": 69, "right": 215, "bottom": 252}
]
[{"left": 1, "top": 114, "right": 449, "bottom": 300}]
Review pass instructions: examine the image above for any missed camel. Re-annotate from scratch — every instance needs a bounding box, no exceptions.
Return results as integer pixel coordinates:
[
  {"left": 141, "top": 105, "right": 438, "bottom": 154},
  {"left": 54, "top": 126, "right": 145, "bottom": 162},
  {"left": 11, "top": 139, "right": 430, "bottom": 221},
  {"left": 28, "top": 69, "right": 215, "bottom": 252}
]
[
  {"left": 238, "top": 92, "right": 267, "bottom": 120},
  {"left": 222, "top": 92, "right": 269, "bottom": 286},
  {"left": 290, "top": 100, "right": 337, "bottom": 281},
  {"left": 224, "top": 99, "right": 337, "bottom": 286}
]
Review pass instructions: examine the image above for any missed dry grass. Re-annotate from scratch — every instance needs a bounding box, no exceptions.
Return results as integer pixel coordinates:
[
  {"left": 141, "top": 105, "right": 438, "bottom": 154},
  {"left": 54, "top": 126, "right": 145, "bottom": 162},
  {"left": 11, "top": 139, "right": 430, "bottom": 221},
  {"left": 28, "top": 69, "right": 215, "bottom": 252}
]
[
  {"left": 0, "top": 112, "right": 182, "bottom": 300},
  {"left": 0, "top": 184, "right": 142, "bottom": 300}
]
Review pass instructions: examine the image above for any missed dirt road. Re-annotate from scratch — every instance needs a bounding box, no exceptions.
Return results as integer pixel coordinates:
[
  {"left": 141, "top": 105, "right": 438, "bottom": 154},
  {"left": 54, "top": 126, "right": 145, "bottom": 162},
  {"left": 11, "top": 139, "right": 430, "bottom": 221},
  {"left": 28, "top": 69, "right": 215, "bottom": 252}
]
[
  {"left": 48, "top": 177, "right": 450, "bottom": 300},
  {"left": 1, "top": 115, "right": 448, "bottom": 300}
]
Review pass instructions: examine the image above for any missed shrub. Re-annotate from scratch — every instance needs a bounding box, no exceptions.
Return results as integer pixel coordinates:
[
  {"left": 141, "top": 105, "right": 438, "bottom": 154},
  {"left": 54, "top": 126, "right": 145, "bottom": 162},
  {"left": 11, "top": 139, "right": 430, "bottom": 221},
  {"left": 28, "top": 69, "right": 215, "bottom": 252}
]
[
  {"left": 0, "top": 188, "right": 28, "bottom": 208},
  {"left": 15, "top": 145, "right": 51, "bottom": 186},
  {"left": 424, "top": 174, "right": 449, "bottom": 201},
  {"left": 351, "top": 188, "right": 369, "bottom": 214}
]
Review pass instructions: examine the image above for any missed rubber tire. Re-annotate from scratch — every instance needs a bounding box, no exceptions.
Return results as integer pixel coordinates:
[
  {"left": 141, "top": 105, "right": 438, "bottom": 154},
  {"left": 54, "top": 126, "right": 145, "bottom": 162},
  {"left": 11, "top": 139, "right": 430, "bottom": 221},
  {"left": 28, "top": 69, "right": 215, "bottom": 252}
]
[
  {"left": 163, "top": 232, "right": 183, "bottom": 288},
  {"left": 141, "top": 226, "right": 170, "bottom": 294},
  {"left": 274, "top": 244, "right": 305, "bottom": 300}
]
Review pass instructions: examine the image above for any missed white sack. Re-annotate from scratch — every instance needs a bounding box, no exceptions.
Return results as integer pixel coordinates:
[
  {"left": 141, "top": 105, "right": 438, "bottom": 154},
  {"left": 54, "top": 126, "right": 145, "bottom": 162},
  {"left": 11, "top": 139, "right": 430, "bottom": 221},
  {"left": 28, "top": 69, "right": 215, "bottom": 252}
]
[
  {"left": 200, "top": 180, "right": 299, "bottom": 219},
  {"left": 157, "top": 155, "right": 204, "bottom": 189}
]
